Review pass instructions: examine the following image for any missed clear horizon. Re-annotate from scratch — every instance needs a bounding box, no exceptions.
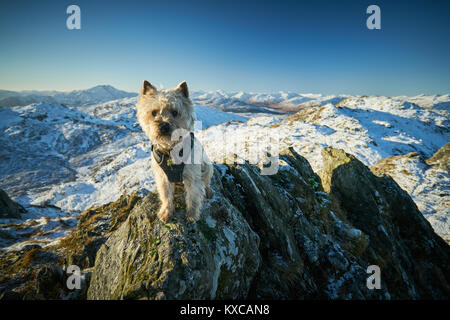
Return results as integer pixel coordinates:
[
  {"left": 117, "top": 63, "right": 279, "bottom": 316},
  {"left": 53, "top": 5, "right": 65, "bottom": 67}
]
[
  {"left": 1, "top": 0, "right": 450, "bottom": 96},
  {"left": 2, "top": 83, "right": 450, "bottom": 98}
]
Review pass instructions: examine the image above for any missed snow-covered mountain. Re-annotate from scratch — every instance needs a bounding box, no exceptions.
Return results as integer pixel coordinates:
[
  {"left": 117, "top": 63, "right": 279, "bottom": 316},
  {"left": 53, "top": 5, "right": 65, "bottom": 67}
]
[
  {"left": 0, "top": 85, "right": 137, "bottom": 107},
  {"left": 190, "top": 90, "right": 349, "bottom": 114},
  {"left": 0, "top": 89, "right": 448, "bottom": 251}
]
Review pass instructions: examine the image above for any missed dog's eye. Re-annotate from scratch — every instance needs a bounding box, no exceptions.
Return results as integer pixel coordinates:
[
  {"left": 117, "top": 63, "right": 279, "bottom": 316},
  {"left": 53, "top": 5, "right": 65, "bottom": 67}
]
[
  {"left": 172, "top": 111, "right": 178, "bottom": 117},
  {"left": 152, "top": 110, "right": 157, "bottom": 117}
]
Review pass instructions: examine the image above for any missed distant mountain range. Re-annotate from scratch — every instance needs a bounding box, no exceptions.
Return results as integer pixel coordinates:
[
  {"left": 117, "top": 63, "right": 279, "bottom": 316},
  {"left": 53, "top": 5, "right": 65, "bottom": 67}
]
[
  {"left": 0, "top": 85, "right": 138, "bottom": 107},
  {"left": 0, "top": 85, "right": 347, "bottom": 113},
  {"left": 2, "top": 85, "right": 449, "bottom": 117}
]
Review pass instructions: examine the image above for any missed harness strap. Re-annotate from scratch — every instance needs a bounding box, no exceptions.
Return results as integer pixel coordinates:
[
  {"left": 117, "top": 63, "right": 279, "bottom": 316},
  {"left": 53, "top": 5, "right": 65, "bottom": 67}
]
[{"left": 151, "top": 132, "right": 195, "bottom": 183}]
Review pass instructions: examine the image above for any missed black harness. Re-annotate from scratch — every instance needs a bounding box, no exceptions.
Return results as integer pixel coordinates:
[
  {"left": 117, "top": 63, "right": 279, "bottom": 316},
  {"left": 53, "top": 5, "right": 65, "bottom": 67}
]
[{"left": 151, "top": 132, "right": 195, "bottom": 183}]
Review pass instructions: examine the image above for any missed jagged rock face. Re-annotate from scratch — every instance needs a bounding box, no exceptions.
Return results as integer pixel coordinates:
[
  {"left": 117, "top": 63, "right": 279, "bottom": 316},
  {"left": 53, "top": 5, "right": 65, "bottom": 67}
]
[
  {"left": 369, "top": 149, "right": 449, "bottom": 242},
  {"left": 87, "top": 177, "right": 261, "bottom": 300},
  {"left": 3, "top": 148, "right": 449, "bottom": 300},
  {"left": 320, "top": 147, "right": 450, "bottom": 299},
  {"left": 88, "top": 147, "right": 449, "bottom": 300},
  {"left": 218, "top": 148, "right": 386, "bottom": 299},
  {"left": 0, "top": 189, "right": 24, "bottom": 219},
  {"left": 86, "top": 148, "right": 450, "bottom": 300},
  {"left": 58, "top": 193, "right": 142, "bottom": 270}
]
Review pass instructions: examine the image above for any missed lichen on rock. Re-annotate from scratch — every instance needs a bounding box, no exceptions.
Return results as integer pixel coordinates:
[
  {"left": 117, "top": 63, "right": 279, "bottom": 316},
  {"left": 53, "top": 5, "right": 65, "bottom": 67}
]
[
  {"left": 2, "top": 147, "right": 449, "bottom": 300},
  {"left": 87, "top": 172, "right": 261, "bottom": 300}
]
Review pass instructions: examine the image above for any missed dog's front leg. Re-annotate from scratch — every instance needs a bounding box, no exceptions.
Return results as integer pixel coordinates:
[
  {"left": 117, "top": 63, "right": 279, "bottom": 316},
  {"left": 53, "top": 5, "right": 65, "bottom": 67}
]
[
  {"left": 157, "top": 181, "right": 175, "bottom": 223},
  {"left": 183, "top": 166, "right": 203, "bottom": 222},
  {"left": 152, "top": 160, "right": 174, "bottom": 222},
  {"left": 185, "top": 183, "right": 203, "bottom": 222},
  {"left": 202, "top": 161, "right": 214, "bottom": 199}
]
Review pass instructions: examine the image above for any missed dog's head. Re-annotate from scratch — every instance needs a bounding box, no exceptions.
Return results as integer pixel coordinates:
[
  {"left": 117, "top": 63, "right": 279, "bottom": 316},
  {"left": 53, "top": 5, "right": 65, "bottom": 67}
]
[{"left": 137, "top": 80, "right": 195, "bottom": 150}]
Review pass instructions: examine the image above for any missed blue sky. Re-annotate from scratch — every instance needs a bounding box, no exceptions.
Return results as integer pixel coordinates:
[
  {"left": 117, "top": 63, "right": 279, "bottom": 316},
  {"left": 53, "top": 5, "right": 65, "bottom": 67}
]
[{"left": 0, "top": 0, "right": 449, "bottom": 95}]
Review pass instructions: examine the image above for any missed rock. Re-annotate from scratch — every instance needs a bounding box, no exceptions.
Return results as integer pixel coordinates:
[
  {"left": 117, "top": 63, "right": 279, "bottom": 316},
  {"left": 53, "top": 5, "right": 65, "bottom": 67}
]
[
  {"left": 219, "top": 147, "right": 384, "bottom": 299},
  {"left": 369, "top": 150, "right": 450, "bottom": 243},
  {"left": 0, "top": 194, "right": 142, "bottom": 300},
  {"left": 426, "top": 142, "right": 449, "bottom": 173},
  {"left": 0, "top": 247, "right": 65, "bottom": 300},
  {"left": 320, "top": 147, "right": 450, "bottom": 299},
  {"left": 3, "top": 147, "right": 449, "bottom": 300},
  {"left": 58, "top": 193, "right": 141, "bottom": 269},
  {"left": 35, "top": 265, "right": 65, "bottom": 299},
  {"left": 0, "top": 189, "right": 25, "bottom": 219},
  {"left": 87, "top": 179, "right": 261, "bottom": 299}
]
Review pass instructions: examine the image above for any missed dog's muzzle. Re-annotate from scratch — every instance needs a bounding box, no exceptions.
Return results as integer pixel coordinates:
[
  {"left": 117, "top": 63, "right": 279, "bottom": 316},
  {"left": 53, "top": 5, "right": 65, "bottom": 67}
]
[{"left": 158, "top": 122, "right": 171, "bottom": 135}]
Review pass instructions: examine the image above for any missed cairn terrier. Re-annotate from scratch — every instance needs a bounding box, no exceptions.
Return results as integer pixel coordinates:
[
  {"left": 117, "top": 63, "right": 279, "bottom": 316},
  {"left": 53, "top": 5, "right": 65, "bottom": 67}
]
[{"left": 137, "top": 80, "right": 213, "bottom": 222}]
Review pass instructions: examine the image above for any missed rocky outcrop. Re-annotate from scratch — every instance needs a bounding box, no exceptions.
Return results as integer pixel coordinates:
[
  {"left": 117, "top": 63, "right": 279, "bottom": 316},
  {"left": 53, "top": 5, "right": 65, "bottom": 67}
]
[
  {"left": 0, "top": 245, "right": 69, "bottom": 300},
  {"left": 58, "top": 193, "right": 142, "bottom": 270},
  {"left": 426, "top": 142, "right": 449, "bottom": 172},
  {"left": 320, "top": 147, "right": 450, "bottom": 299},
  {"left": 0, "top": 193, "right": 140, "bottom": 300},
  {"left": 369, "top": 147, "right": 450, "bottom": 243},
  {"left": 217, "top": 148, "right": 381, "bottom": 299},
  {"left": 86, "top": 147, "right": 449, "bottom": 300},
  {"left": 87, "top": 182, "right": 261, "bottom": 299},
  {"left": 2, "top": 148, "right": 449, "bottom": 300},
  {"left": 0, "top": 189, "right": 25, "bottom": 219}
]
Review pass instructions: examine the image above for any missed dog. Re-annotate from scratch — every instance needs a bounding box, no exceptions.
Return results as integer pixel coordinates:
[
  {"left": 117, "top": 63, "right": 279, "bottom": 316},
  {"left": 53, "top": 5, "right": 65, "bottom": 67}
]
[{"left": 137, "top": 80, "right": 213, "bottom": 223}]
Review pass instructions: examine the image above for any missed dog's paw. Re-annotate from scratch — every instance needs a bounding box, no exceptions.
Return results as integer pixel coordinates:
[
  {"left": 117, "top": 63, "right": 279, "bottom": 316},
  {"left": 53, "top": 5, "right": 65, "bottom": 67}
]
[
  {"left": 157, "top": 206, "right": 173, "bottom": 223},
  {"left": 186, "top": 208, "right": 200, "bottom": 223}
]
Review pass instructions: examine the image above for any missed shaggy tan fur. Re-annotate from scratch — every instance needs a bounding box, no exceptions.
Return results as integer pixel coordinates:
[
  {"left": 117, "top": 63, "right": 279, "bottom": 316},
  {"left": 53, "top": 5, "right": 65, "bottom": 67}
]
[{"left": 137, "top": 80, "right": 213, "bottom": 222}]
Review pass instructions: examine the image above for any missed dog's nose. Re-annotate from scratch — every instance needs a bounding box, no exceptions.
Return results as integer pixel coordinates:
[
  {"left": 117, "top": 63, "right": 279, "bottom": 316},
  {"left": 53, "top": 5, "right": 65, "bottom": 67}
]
[{"left": 159, "top": 122, "right": 171, "bottom": 135}]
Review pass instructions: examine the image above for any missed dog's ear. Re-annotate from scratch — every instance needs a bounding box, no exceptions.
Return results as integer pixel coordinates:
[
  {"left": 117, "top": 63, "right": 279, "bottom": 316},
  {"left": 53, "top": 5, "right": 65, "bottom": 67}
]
[
  {"left": 141, "top": 80, "right": 157, "bottom": 96},
  {"left": 175, "top": 81, "right": 189, "bottom": 98}
]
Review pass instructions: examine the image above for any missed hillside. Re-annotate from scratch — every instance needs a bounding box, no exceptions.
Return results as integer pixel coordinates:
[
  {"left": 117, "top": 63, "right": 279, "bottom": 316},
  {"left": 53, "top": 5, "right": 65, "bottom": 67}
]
[
  {"left": 0, "top": 148, "right": 449, "bottom": 300},
  {"left": 0, "top": 88, "right": 449, "bottom": 299}
]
